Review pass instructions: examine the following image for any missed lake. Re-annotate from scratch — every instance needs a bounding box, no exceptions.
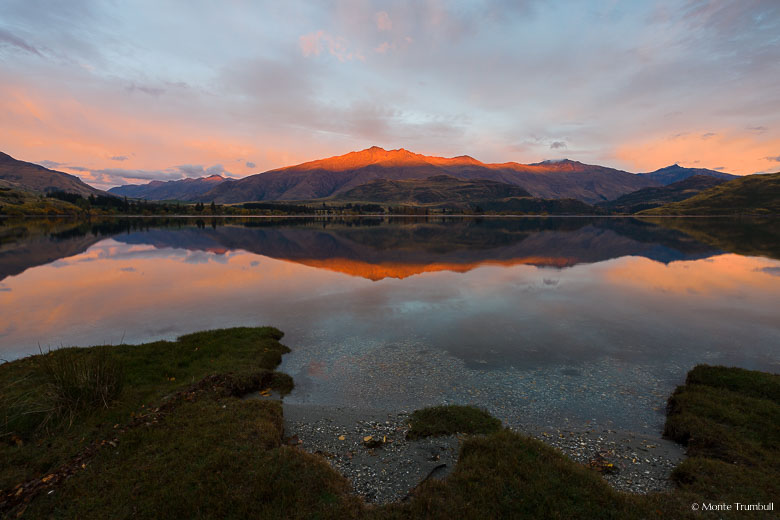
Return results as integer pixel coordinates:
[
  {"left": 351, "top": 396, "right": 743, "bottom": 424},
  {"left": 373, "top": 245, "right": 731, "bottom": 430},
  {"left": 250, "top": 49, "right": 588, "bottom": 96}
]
[{"left": 1, "top": 216, "right": 778, "bottom": 434}]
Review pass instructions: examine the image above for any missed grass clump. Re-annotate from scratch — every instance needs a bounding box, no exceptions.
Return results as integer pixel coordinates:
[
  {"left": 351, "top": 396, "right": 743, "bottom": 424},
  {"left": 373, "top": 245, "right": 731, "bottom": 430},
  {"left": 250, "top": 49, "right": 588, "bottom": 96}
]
[
  {"left": 406, "top": 405, "right": 501, "bottom": 439},
  {"left": 38, "top": 346, "right": 124, "bottom": 427}
]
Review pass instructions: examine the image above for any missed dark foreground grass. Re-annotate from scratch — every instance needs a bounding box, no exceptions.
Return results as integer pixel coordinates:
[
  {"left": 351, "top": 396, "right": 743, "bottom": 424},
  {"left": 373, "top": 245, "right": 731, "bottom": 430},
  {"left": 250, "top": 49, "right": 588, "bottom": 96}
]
[
  {"left": 1, "top": 332, "right": 777, "bottom": 519},
  {"left": 406, "top": 405, "right": 501, "bottom": 439}
]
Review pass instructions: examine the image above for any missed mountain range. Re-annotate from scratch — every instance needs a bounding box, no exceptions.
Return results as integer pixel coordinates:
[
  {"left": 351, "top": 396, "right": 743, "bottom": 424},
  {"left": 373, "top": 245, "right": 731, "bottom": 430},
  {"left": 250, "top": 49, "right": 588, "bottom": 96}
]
[
  {"left": 108, "top": 174, "right": 225, "bottom": 201},
  {"left": 108, "top": 147, "right": 736, "bottom": 204},
  {"left": 0, "top": 147, "right": 746, "bottom": 211}
]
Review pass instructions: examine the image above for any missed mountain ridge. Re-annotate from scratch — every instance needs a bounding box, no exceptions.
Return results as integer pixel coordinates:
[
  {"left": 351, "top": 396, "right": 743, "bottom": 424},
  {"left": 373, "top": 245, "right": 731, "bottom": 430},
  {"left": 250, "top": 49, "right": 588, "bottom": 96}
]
[
  {"left": 0, "top": 152, "right": 108, "bottom": 197},
  {"left": 109, "top": 174, "right": 226, "bottom": 200}
]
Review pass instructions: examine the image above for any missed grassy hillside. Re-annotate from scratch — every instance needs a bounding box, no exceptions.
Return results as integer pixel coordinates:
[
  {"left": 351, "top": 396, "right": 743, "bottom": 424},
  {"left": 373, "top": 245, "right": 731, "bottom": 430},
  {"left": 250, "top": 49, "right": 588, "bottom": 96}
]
[
  {"left": 640, "top": 172, "right": 780, "bottom": 215},
  {"left": 335, "top": 175, "right": 531, "bottom": 204},
  {"left": 0, "top": 181, "right": 84, "bottom": 216},
  {"left": 328, "top": 175, "right": 601, "bottom": 214},
  {"left": 599, "top": 175, "right": 726, "bottom": 214},
  {"left": 2, "top": 327, "right": 777, "bottom": 518}
]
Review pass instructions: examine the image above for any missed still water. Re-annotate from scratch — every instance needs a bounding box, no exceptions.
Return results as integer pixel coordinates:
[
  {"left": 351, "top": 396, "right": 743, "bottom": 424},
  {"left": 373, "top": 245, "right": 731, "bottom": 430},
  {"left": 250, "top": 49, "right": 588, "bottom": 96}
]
[{"left": 1, "top": 217, "right": 778, "bottom": 433}]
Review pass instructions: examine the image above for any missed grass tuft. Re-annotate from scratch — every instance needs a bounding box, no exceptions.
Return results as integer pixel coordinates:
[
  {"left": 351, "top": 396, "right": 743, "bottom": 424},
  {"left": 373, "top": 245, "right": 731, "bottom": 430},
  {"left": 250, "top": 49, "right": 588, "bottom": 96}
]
[
  {"left": 406, "top": 405, "right": 502, "bottom": 439},
  {"left": 37, "top": 346, "right": 124, "bottom": 428},
  {"left": 1, "top": 347, "right": 124, "bottom": 439}
]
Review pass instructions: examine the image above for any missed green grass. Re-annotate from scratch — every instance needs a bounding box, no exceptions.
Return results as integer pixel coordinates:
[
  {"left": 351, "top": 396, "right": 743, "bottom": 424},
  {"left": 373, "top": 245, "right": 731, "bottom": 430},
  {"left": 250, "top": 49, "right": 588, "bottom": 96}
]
[
  {"left": 380, "top": 429, "right": 689, "bottom": 520},
  {"left": 663, "top": 365, "right": 780, "bottom": 506},
  {"left": 2, "top": 332, "right": 777, "bottom": 519},
  {"left": 406, "top": 405, "right": 502, "bottom": 439}
]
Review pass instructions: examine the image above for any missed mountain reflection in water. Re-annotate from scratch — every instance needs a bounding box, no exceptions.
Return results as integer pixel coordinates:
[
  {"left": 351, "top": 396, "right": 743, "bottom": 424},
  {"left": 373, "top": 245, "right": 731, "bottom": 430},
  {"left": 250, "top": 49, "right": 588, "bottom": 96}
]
[{"left": 1, "top": 217, "right": 778, "bottom": 432}]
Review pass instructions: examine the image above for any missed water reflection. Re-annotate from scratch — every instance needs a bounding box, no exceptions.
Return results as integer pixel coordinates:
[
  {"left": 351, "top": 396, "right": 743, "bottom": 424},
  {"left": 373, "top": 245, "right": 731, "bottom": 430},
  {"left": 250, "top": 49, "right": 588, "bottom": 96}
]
[
  {"left": 1, "top": 216, "right": 755, "bottom": 283},
  {"left": 0, "top": 217, "right": 778, "bottom": 432}
]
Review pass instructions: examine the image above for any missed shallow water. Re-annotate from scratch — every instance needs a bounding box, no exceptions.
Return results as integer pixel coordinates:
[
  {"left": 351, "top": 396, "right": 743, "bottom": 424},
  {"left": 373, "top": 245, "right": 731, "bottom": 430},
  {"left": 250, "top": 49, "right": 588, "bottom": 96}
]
[{"left": 1, "top": 216, "right": 778, "bottom": 433}]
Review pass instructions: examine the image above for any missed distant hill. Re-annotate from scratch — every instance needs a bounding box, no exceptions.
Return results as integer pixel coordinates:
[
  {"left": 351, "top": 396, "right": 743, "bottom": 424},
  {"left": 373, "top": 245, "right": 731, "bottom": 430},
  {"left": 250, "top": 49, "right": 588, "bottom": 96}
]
[
  {"left": 598, "top": 175, "right": 728, "bottom": 214},
  {"left": 639, "top": 172, "right": 780, "bottom": 215},
  {"left": 638, "top": 164, "right": 738, "bottom": 185},
  {"left": 109, "top": 175, "right": 227, "bottom": 201},
  {"left": 329, "top": 175, "right": 600, "bottom": 214},
  {"left": 0, "top": 152, "right": 106, "bottom": 197},
  {"left": 335, "top": 175, "right": 531, "bottom": 204},
  {"left": 195, "top": 147, "right": 662, "bottom": 204}
]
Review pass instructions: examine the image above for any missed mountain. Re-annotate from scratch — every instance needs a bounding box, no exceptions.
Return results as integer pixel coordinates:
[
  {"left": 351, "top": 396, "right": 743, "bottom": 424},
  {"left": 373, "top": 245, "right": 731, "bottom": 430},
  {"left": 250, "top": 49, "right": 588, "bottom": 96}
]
[
  {"left": 598, "top": 175, "right": 728, "bottom": 214},
  {"left": 0, "top": 151, "right": 105, "bottom": 197},
  {"left": 196, "top": 147, "right": 662, "bottom": 204},
  {"left": 639, "top": 164, "right": 737, "bottom": 185},
  {"left": 109, "top": 174, "right": 226, "bottom": 200},
  {"left": 639, "top": 172, "right": 780, "bottom": 215}
]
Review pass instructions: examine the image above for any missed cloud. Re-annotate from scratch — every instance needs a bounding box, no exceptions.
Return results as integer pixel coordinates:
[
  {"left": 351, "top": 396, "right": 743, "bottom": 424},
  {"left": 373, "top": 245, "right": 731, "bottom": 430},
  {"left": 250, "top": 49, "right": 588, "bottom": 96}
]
[
  {"left": 765, "top": 155, "right": 780, "bottom": 162},
  {"left": 86, "top": 163, "right": 235, "bottom": 186},
  {"left": 110, "top": 155, "right": 128, "bottom": 161},
  {"left": 375, "top": 41, "right": 393, "bottom": 54},
  {"left": 245, "top": 161, "right": 256, "bottom": 168},
  {"left": 38, "top": 160, "right": 62, "bottom": 168},
  {"left": 299, "top": 30, "right": 363, "bottom": 61},
  {"left": 0, "top": 28, "right": 43, "bottom": 56},
  {"left": 701, "top": 132, "right": 717, "bottom": 139},
  {"left": 549, "top": 141, "right": 567, "bottom": 150},
  {"left": 92, "top": 168, "right": 185, "bottom": 183},
  {"left": 125, "top": 83, "right": 165, "bottom": 96},
  {"left": 748, "top": 126, "right": 768, "bottom": 134},
  {"left": 375, "top": 11, "right": 392, "bottom": 31}
]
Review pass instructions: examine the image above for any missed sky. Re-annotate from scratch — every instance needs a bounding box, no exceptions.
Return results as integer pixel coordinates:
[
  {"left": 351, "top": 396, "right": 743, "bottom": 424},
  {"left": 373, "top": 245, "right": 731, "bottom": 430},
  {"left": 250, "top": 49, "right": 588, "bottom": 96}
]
[{"left": 1, "top": 0, "right": 779, "bottom": 189}]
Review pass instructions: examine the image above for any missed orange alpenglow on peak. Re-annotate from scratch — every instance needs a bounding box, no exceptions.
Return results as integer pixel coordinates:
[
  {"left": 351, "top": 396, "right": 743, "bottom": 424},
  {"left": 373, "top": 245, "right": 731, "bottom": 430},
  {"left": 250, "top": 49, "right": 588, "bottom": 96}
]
[{"left": 280, "top": 146, "right": 491, "bottom": 173}]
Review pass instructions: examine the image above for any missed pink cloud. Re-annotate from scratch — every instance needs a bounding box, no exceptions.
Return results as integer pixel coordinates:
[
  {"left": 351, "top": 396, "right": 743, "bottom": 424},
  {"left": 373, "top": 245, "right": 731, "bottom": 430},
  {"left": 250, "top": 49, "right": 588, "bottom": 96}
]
[
  {"left": 299, "top": 30, "right": 363, "bottom": 62},
  {"left": 375, "top": 11, "right": 392, "bottom": 31},
  {"left": 375, "top": 41, "right": 392, "bottom": 54}
]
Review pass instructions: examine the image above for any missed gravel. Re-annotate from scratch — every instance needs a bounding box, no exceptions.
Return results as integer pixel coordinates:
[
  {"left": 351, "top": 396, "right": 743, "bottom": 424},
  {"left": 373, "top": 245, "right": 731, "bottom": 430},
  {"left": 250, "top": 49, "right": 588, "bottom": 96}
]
[
  {"left": 277, "top": 401, "right": 686, "bottom": 504},
  {"left": 282, "top": 403, "right": 458, "bottom": 504},
  {"left": 520, "top": 424, "right": 685, "bottom": 494}
]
